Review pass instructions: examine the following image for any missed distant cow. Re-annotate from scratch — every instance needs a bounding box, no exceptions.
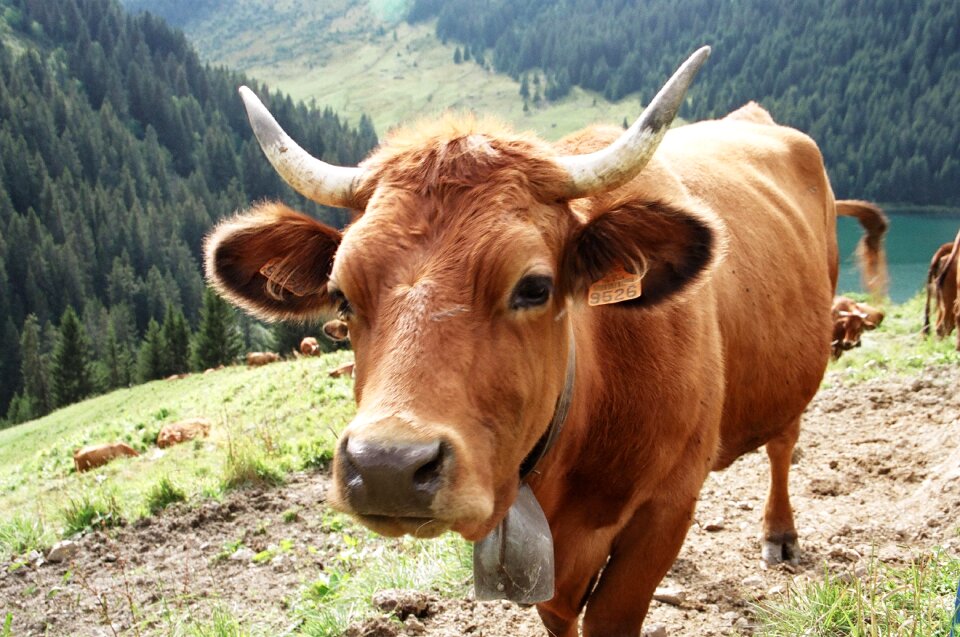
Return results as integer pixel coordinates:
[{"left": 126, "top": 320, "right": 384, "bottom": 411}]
[
  {"left": 328, "top": 361, "right": 355, "bottom": 378},
  {"left": 157, "top": 418, "right": 211, "bottom": 448},
  {"left": 923, "top": 232, "right": 960, "bottom": 347},
  {"left": 300, "top": 336, "right": 321, "bottom": 356},
  {"left": 73, "top": 442, "right": 139, "bottom": 473},
  {"left": 831, "top": 296, "right": 884, "bottom": 359},
  {"left": 246, "top": 351, "right": 280, "bottom": 367}
]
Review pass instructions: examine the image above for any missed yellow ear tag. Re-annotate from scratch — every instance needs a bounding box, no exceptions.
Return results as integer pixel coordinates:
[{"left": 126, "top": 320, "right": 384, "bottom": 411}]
[
  {"left": 259, "top": 258, "right": 312, "bottom": 297},
  {"left": 588, "top": 264, "right": 643, "bottom": 306}
]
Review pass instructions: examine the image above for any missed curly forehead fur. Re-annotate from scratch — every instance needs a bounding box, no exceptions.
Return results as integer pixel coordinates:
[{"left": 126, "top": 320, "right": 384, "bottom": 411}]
[{"left": 355, "top": 114, "right": 571, "bottom": 204}]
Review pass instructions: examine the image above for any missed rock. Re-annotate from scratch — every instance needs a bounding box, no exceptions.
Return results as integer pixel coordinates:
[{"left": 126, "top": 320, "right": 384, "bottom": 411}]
[
  {"left": 104, "top": 553, "right": 117, "bottom": 563},
  {"left": 229, "top": 547, "right": 256, "bottom": 562},
  {"left": 741, "top": 574, "right": 763, "bottom": 587},
  {"left": 403, "top": 616, "right": 426, "bottom": 635},
  {"left": 704, "top": 519, "right": 725, "bottom": 532},
  {"left": 829, "top": 546, "right": 861, "bottom": 562},
  {"left": 46, "top": 540, "right": 79, "bottom": 563},
  {"left": 642, "top": 624, "right": 667, "bottom": 637},
  {"left": 766, "top": 585, "right": 787, "bottom": 596},
  {"left": 653, "top": 586, "right": 686, "bottom": 606}
]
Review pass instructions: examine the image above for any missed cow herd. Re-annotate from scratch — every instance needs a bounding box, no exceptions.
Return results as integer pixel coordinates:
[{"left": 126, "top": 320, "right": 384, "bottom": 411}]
[{"left": 72, "top": 418, "right": 211, "bottom": 473}]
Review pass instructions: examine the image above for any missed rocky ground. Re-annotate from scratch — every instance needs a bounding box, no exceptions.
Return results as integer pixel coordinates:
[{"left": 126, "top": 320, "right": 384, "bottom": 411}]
[{"left": 2, "top": 365, "right": 959, "bottom": 636}]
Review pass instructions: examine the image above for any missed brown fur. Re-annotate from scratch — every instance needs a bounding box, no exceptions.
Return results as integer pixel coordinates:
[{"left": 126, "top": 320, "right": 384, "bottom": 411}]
[
  {"left": 73, "top": 442, "right": 139, "bottom": 473},
  {"left": 300, "top": 336, "right": 320, "bottom": 356},
  {"left": 831, "top": 296, "right": 884, "bottom": 360},
  {"left": 157, "top": 418, "right": 211, "bottom": 448},
  {"left": 924, "top": 229, "right": 960, "bottom": 348},
  {"left": 205, "top": 103, "right": 888, "bottom": 635},
  {"left": 835, "top": 200, "right": 889, "bottom": 298},
  {"left": 246, "top": 351, "right": 280, "bottom": 367}
]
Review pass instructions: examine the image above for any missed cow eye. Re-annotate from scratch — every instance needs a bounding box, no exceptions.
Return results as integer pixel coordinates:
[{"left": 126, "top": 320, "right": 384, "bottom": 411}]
[
  {"left": 329, "top": 287, "right": 353, "bottom": 318},
  {"left": 510, "top": 274, "right": 553, "bottom": 310}
]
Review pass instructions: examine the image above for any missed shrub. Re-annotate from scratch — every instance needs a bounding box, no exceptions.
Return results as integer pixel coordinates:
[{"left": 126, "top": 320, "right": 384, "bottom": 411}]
[{"left": 145, "top": 477, "right": 186, "bottom": 515}]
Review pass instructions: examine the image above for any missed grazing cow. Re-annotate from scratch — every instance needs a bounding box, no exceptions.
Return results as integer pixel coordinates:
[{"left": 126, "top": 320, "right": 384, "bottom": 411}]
[
  {"left": 246, "top": 351, "right": 280, "bottom": 366},
  {"left": 300, "top": 336, "right": 321, "bottom": 356},
  {"left": 328, "top": 361, "right": 356, "bottom": 378},
  {"left": 205, "top": 48, "right": 888, "bottom": 635},
  {"left": 157, "top": 418, "right": 211, "bottom": 448},
  {"left": 923, "top": 231, "right": 960, "bottom": 345},
  {"left": 831, "top": 296, "right": 884, "bottom": 359},
  {"left": 73, "top": 442, "right": 139, "bottom": 473}
]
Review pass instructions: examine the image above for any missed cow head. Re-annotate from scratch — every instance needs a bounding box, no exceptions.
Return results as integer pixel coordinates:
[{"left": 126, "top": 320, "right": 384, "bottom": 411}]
[
  {"left": 205, "top": 48, "right": 716, "bottom": 541},
  {"left": 831, "top": 298, "right": 884, "bottom": 358}
]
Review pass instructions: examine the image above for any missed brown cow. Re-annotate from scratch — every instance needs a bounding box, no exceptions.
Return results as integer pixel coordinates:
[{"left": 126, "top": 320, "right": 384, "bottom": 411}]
[
  {"left": 831, "top": 296, "right": 884, "bottom": 359},
  {"left": 923, "top": 231, "right": 960, "bottom": 345},
  {"left": 157, "top": 418, "right": 211, "bottom": 448},
  {"left": 205, "top": 48, "right": 888, "bottom": 635},
  {"left": 328, "top": 361, "right": 355, "bottom": 378},
  {"left": 246, "top": 351, "right": 280, "bottom": 366},
  {"left": 73, "top": 442, "right": 139, "bottom": 473},
  {"left": 300, "top": 336, "right": 321, "bottom": 356}
]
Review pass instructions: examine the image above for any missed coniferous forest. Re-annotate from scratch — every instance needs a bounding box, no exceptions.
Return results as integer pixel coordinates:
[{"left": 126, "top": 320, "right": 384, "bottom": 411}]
[
  {"left": 0, "top": 0, "right": 377, "bottom": 424},
  {"left": 409, "top": 0, "right": 960, "bottom": 207}
]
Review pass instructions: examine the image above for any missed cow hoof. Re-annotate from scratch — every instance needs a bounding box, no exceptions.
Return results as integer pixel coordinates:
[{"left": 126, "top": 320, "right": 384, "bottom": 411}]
[{"left": 762, "top": 536, "right": 800, "bottom": 565}]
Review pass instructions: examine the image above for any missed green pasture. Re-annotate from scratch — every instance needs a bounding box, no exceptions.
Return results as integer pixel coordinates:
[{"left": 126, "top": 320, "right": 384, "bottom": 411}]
[{"left": 186, "top": 6, "right": 652, "bottom": 141}]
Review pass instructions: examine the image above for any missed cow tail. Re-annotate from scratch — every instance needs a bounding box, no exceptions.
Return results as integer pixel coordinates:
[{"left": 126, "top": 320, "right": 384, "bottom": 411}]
[
  {"left": 836, "top": 200, "right": 889, "bottom": 300},
  {"left": 935, "top": 228, "right": 960, "bottom": 291}
]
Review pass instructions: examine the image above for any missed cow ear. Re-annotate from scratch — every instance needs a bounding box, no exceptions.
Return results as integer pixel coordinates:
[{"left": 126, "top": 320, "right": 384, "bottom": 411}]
[
  {"left": 562, "top": 200, "right": 717, "bottom": 308},
  {"left": 205, "top": 202, "right": 341, "bottom": 321}
]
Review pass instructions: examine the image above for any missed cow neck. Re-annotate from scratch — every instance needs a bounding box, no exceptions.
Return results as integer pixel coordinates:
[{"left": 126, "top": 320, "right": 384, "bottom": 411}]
[{"left": 519, "top": 332, "right": 576, "bottom": 482}]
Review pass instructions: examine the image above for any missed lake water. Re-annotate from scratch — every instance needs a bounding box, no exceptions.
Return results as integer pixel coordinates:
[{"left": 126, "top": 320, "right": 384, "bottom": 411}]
[{"left": 836, "top": 210, "right": 960, "bottom": 303}]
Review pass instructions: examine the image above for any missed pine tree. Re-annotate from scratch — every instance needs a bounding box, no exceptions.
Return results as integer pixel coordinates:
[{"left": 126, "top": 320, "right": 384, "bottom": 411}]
[
  {"left": 453, "top": 47, "right": 462, "bottom": 64},
  {"left": 191, "top": 288, "right": 241, "bottom": 370},
  {"left": 50, "top": 307, "right": 94, "bottom": 408},
  {"left": 101, "top": 322, "right": 131, "bottom": 389},
  {"left": 19, "top": 314, "right": 51, "bottom": 419},
  {"left": 160, "top": 303, "right": 191, "bottom": 375},
  {"left": 137, "top": 318, "right": 165, "bottom": 382}
]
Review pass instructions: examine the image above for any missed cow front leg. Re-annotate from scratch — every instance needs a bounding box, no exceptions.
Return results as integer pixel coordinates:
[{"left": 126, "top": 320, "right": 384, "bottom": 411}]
[
  {"left": 762, "top": 417, "right": 800, "bottom": 564},
  {"left": 536, "top": 520, "right": 616, "bottom": 637},
  {"left": 579, "top": 495, "right": 698, "bottom": 637}
]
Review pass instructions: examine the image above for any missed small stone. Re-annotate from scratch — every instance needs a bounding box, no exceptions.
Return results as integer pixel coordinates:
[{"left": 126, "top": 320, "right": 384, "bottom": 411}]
[
  {"left": 404, "top": 615, "right": 426, "bottom": 635},
  {"left": 46, "top": 540, "right": 79, "bottom": 563},
  {"left": 741, "top": 574, "right": 763, "bottom": 587},
  {"left": 653, "top": 586, "right": 686, "bottom": 606},
  {"left": 735, "top": 501, "right": 754, "bottom": 511},
  {"left": 104, "top": 553, "right": 117, "bottom": 563},
  {"left": 371, "top": 589, "right": 432, "bottom": 619},
  {"left": 766, "top": 585, "right": 787, "bottom": 596},
  {"left": 642, "top": 624, "right": 667, "bottom": 637},
  {"left": 229, "top": 547, "right": 256, "bottom": 562},
  {"left": 704, "top": 519, "right": 725, "bottom": 532}
]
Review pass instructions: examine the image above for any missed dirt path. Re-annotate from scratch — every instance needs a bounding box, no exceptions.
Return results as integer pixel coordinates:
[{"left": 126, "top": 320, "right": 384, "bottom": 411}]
[{"left": 2, "top": 365, "right": 959, "bottom": 636}]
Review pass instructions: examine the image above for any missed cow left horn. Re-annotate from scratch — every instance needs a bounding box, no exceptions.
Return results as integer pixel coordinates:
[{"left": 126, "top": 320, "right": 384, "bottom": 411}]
[
  {"left": 556, "top": 46, "right": 711, "bottom": 199},
  {"left": 238, "top": 86, "right": 365, "bottom": 209}
]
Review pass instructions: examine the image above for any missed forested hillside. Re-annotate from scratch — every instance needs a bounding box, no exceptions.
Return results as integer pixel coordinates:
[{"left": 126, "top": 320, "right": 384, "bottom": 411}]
[
  {"left": 0, "top": 0, "right": 376, "bottom": 424},
  {"left": 409, "top": 0, "right": 960, "bottom": 207}
]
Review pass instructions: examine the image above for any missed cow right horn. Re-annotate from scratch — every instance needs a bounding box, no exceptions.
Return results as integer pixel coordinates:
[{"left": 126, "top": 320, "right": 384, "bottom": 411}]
[
  {"left": 239, "top": 86, "right": 366, "bottom": 209},
  {"left": 556, "top": 46, "right": 711, "bottom": 199}
]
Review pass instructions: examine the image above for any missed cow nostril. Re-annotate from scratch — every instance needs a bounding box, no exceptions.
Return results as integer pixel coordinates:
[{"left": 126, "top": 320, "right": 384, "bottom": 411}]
[{"left": 413, "top": 442, "right": 446, "bottom": 488}]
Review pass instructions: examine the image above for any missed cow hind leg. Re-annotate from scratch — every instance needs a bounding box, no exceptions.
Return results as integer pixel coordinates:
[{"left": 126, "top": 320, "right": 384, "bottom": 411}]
[{"left": 761, "top": 417, "right": 801, "bottom": 565}]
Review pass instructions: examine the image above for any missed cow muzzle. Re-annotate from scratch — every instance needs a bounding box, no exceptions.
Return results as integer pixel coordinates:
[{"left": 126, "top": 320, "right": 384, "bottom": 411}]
[{"left": 338, "top": 435, "right": 448, "bottom": 516}]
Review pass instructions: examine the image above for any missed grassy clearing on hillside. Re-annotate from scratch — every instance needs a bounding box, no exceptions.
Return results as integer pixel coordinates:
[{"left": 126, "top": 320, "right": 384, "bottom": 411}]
[
  {"left": 184, "top": 3, "right": 650, "bottom": 140},
  {"left": 0, "top": 349, "right": 356, "bottom": 558}
]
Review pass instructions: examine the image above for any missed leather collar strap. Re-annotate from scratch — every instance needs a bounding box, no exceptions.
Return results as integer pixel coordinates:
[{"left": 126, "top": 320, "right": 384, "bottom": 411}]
[{"left": 518, "top": 335, "right": 576, "bottom": 481}]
